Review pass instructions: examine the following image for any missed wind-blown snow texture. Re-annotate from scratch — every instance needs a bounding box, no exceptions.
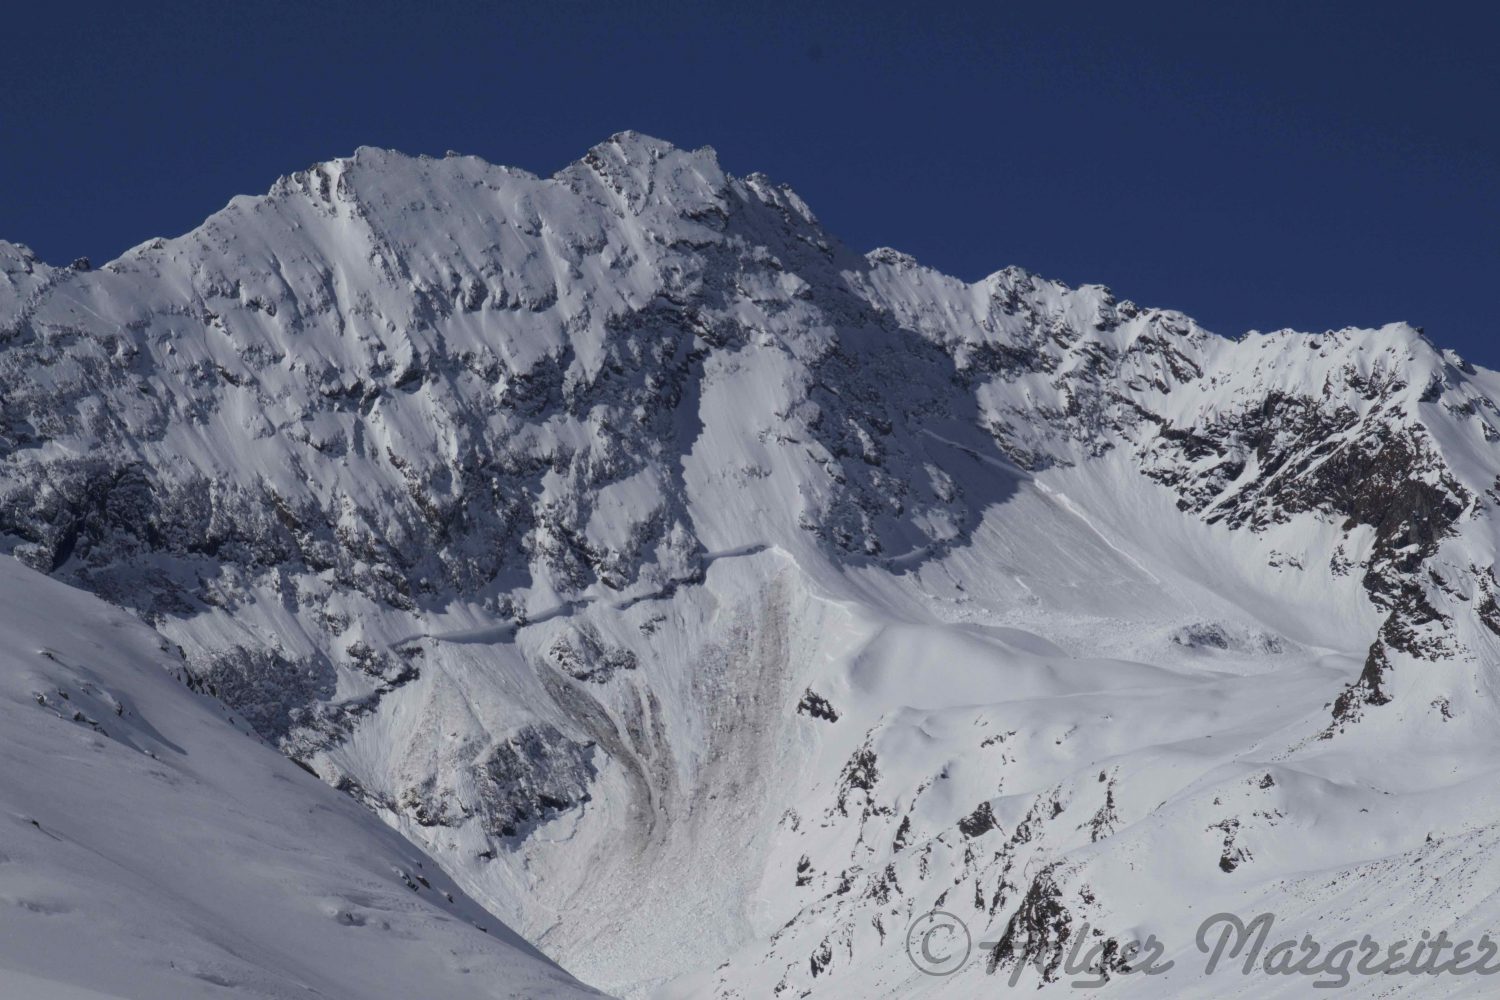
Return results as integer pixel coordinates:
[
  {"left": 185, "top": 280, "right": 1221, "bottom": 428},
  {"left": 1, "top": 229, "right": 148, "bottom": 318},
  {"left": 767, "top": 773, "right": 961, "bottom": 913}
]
[{"left": 5, "top": 132, "right": 1500, "bottom": 997}]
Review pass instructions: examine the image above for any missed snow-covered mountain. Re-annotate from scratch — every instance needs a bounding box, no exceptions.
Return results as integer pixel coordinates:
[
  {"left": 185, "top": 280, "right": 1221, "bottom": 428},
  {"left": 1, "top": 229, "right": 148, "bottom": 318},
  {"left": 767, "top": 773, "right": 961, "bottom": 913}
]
[
  {"left": 0, "top": 557, "right": 603, "bottom": 999},
  {"left": 5, "top": 132, "right": 1500, "bottom": 997}
]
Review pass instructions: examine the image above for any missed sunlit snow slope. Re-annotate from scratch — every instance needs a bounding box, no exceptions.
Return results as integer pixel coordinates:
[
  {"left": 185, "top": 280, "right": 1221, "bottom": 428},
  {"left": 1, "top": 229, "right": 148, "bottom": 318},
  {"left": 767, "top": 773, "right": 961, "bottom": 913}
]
[
  {"left": 5, "top": 133, "right": 1500, "bottom": 997},
  {"left": 0, "top": 557, "right": 604, "bottom": 999}
]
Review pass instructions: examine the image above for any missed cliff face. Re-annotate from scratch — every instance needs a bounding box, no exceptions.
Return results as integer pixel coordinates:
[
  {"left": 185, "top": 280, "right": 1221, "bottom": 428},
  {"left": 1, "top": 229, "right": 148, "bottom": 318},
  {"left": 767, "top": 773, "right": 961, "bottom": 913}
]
[{"left": 5, "top": 133, "right": 1500, "bottom": 997}]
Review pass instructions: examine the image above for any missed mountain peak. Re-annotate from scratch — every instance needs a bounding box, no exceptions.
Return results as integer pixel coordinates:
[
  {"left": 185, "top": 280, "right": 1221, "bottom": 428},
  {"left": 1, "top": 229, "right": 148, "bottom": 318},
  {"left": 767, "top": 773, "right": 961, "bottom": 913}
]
[
  {"left": 590, "top": 129, "right": 696, "bottom": 161},
  {"left": 558, "top": 131, "right": 728, "bottom": 214}
]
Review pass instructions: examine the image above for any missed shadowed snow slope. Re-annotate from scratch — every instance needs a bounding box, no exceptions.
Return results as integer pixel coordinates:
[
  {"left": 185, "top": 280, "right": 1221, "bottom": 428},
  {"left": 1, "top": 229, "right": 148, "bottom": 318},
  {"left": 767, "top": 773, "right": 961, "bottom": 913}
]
[
  {"left": 0, "top": 557, "right": 605, "bottom": 999},
  {"left": 4, "top": 133, "right": 1500, "bottom": 997}
]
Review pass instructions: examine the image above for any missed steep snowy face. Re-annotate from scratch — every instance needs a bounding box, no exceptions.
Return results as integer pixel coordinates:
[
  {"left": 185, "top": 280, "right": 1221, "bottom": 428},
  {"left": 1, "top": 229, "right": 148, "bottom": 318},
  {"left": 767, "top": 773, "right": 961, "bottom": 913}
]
[
  {"left": 857, "top": 249, "right": 1497, "bottom": 725},
  {"left": 4, "top": 133, "right": 1500, "bottom": 998},
  {"left": 0, "top": 134, "right": 980, "bottom": 730},
  {"left": 1139, "top": 326, "right": 1495, "bottom": 726},
  {"left": 0, "top": 556, "right": 603, "bottom": 999}
]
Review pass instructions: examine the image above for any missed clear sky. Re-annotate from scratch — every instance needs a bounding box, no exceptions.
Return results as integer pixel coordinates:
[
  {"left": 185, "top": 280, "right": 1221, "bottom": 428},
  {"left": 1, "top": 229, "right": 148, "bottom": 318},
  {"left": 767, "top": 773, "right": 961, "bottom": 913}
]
[{"left": 4, "top": 1, "right": 1496, "bottom": 361}]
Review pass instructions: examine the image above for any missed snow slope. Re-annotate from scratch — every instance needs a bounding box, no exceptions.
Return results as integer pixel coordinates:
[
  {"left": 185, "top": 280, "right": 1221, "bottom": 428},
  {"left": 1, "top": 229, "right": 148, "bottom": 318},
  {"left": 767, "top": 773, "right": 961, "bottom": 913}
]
[
  {"left": 0, "top": 556, "right": 604, "bottom": 999},
  {"left": 4, "top": 132, "right": 1500, "bottom": 997}
]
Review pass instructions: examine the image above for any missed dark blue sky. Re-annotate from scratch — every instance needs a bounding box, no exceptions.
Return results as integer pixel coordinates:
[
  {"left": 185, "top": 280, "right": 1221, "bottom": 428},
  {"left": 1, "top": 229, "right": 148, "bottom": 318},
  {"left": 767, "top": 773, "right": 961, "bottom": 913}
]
[{"left": 5, "top": 1, "right": 1496, "bottom": 360}]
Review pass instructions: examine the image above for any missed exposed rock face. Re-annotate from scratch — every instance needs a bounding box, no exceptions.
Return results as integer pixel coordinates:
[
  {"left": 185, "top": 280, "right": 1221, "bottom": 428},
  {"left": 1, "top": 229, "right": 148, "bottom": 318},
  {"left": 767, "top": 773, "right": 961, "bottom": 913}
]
[
  {"left": 548, "top": 623, "right": 638, "bottom": 683},
  {"left": 987, "top": 863, "right": 1075, "bottom": 981},
  {"left": 5, "top": 134, "right": 1500, "bottom": 997},
  {"left": 477, "top": 724, "right": 599, "bottom": 839}
]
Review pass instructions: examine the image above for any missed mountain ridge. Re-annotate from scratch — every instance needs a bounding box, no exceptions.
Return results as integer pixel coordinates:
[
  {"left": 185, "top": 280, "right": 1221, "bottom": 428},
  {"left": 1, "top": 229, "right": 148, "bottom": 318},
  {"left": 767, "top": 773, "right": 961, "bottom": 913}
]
[{"left": 4, "top": 133, "right": 1500, "bottom": 997}]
